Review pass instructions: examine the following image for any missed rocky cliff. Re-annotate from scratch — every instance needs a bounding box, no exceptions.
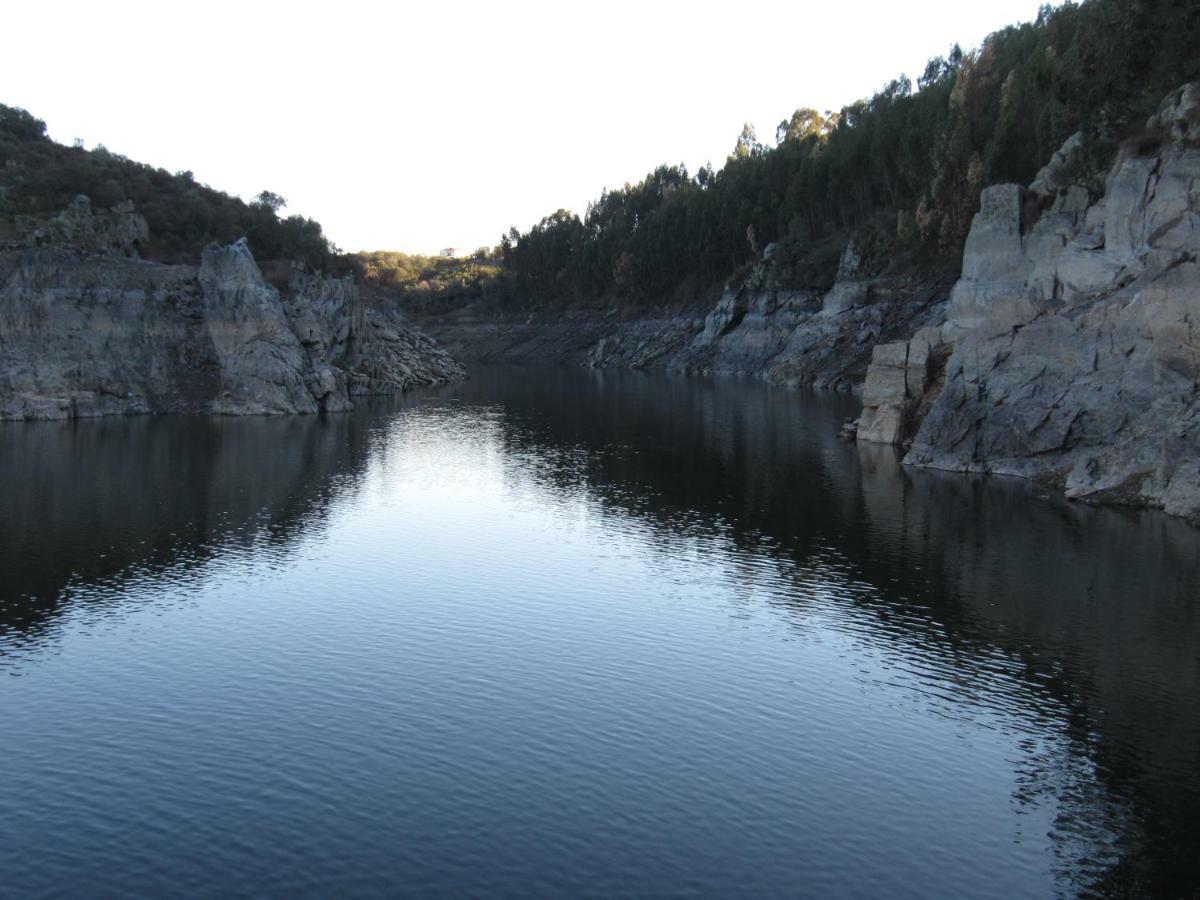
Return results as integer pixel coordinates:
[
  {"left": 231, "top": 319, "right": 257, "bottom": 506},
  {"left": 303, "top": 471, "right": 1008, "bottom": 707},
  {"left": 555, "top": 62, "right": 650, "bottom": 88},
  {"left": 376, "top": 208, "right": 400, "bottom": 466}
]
[
  {"left": 423, "top": 244, "right": 952, "bottom": 392},
  {"left": 0, "top": 200, "right": 463, "bottom": 419},
  {"left": 857, "top": 83, "right": 1200, "bottom": 523},
  {"left": 421, "top": 83, "right": 1200, "bottom": 524}
]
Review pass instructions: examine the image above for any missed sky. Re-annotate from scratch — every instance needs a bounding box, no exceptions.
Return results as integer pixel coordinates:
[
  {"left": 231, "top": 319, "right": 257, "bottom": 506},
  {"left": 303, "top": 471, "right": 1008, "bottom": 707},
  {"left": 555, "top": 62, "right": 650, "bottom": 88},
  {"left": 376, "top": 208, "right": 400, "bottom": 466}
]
[{"left": 3, "top": 0, "right": 1056, "bottom": 254}]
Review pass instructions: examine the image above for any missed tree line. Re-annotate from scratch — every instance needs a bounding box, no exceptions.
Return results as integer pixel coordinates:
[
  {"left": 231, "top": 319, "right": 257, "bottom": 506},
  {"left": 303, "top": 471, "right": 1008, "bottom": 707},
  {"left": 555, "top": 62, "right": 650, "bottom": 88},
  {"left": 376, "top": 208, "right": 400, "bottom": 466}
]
[
  {"left": 500, "top": 0, "right": 1200, "bottom": 307},
  {"left": 0, "top": 107, "right": 336, "bottom": 269},
  {"left": 2, "top": 0, "right": 1197, "bottom": 307}
]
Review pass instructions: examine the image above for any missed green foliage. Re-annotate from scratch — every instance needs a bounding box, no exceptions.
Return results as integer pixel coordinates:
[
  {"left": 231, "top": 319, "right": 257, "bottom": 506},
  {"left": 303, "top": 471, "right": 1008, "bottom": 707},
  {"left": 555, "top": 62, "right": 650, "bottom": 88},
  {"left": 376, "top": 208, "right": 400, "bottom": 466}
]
[
  {"left": 776, "top": 108, "right": 832, "bottom": 144},
  {"left": 732, "top": 124, "right": 766, "bottom": 161},
  {"left": 351, "top": 249, "right": 507, "bottom": 313},
  {"left": 501, "top": 0, "right": 1200, "bottom": 306},
  {"left": 254, "top": 190, "right": 287, "bottom": 214},
  {"left": 0, "top": 108, "right": 334, "bottom": 268}
]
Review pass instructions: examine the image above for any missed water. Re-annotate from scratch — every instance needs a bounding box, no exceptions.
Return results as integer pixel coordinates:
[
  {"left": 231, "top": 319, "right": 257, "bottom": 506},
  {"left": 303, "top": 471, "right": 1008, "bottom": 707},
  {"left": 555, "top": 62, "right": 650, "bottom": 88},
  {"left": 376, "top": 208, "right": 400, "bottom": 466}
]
[{"left": 1, "top": 367, "right": 1197, "bottom": 898}]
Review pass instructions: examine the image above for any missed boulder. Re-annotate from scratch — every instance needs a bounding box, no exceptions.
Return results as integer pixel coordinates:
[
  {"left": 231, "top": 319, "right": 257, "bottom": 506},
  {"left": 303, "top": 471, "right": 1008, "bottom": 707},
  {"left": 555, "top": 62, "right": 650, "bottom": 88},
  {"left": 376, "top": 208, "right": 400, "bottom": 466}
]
[
  {"left": 856, "top": 342, "right": 910, "bottom": 444},
  {"left": 820, "top": 242, "right": 873, "bottom": 315},
  {"left": 1029, "top": 132, "right": 1084, "bottom": 200},
  {"left": 1149, "top": 81, "right": 1200, "bottom": 143}
]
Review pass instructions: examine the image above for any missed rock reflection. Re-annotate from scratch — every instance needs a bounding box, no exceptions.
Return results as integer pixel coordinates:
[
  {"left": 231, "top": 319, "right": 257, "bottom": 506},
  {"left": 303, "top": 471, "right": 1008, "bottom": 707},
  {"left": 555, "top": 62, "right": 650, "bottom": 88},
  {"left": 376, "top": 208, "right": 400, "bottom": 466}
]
[
  {"left": 454, "top": 367, "right": 1200, "bottom": 896},
  {"left": 0, "top": 404, "right": 391, "bottom": 645},
  {"left": 1, "top": 365, "right": 1196, "bottom": 895}
]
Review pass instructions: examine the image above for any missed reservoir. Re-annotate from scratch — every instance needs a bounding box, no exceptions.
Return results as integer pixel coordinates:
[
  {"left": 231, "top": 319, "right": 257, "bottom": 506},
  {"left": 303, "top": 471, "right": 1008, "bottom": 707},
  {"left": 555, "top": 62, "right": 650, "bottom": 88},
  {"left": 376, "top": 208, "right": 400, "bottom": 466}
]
[{"left": 2, "top": 367, "right": 1197, "bottom": 897}]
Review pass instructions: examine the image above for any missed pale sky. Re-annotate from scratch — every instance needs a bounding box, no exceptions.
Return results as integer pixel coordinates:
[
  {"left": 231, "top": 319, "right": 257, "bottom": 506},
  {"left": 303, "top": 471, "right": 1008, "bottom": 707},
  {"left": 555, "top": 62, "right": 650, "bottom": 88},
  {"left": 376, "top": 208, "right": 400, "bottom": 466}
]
[{"left": 3, "top": 0, "right": 1055, "bottom": 254}]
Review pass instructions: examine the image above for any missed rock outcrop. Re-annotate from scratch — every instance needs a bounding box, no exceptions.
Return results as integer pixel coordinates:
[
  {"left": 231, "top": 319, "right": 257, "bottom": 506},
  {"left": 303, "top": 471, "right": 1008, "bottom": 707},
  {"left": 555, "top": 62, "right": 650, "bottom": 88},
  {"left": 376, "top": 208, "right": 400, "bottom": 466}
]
[
  {"left": 0, "top": 213, "right": 463, "bottom": 420},
  {"left": 402, "top": 82, "right": 1200, "bottom": 523},
  {"left": 579, "top": 237, "right": 952, "bottom": 388},
  {"left": 860, "top": 82, "right": 1200, "bottom": 523},
  {"left": 10, "top": 194, "right": 149, "bottom": 256},
  {"left": 423, "top": 241, "right": 950, "bottom": 391},
  {"left": 856, "top": 328, "right": 947, "bottom": 445}
]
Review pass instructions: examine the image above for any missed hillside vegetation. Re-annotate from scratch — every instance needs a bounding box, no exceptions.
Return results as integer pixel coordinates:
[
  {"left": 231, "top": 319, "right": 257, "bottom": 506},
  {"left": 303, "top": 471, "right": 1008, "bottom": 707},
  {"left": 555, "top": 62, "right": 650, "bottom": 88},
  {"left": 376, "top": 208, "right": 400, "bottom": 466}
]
[
  {"left": 0, "top": 107, "right": 336, "bottom": 269},
  {"left": 501, "top": 0, "right": 1200, "bottom": 306},
  {"left": 2, "top": 0, "right": 1197, "bottom": 308},
  {"left": 350, "top": 250, "right": 506, "bottom": 312}
]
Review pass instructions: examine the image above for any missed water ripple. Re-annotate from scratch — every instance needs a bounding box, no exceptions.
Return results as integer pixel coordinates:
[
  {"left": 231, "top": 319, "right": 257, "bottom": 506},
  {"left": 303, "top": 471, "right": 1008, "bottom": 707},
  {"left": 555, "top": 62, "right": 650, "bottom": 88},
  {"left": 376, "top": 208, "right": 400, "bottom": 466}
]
[{"left": 0, "top": 368, "right": 1196, "bottom": 898}]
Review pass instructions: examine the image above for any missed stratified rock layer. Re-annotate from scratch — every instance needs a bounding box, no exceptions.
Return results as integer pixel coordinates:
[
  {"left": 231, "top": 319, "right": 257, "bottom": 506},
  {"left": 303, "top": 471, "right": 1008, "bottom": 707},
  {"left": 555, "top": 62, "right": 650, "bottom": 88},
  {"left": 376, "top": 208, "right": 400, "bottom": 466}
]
[{"left": 0, "top": 235, "right": 463, "bottom": 420}]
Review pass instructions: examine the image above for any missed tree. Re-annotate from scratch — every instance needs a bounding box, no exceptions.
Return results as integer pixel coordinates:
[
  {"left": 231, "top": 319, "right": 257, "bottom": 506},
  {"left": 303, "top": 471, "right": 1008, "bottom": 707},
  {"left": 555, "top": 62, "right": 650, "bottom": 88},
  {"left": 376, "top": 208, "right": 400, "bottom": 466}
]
[
  {"left": 254, "top": 190, "right": 287, "bottom": 214},
  {"left": 732, "top": 123, "right": 765, "bottom": 160},
  {"left": 0, "top": 104, "right": 47, "bottom": 141},
  {"left": 776, "top": 108, "right": 827, "bottom": 144},
  {"left": 490, "top": 0, "right": 1200, "bottom": 310}
]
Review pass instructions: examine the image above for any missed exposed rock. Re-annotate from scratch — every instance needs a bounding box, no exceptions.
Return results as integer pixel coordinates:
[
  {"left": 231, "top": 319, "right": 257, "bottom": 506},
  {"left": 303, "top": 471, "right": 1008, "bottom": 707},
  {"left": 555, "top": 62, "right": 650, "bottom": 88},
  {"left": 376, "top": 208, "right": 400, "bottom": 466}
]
[
  {"left": 13, "top": 195, "right": 148, "bottom": 256},
  {"left": 418, "top": 83, "right": 1200, "bottom": 525},
  {"left": 884, "top": 82, "right": 1200, "bottom": 523},
  {"left": 821, "top": 279, "right": 872, "bottom": 315},
  {"left": 856, "top": 328, "right": 947, "bottom": 445},
  {"left": 820, "top": 242, "right": 873, "bottom": 315},
  {"left": 1150, "top": 81, "right": 1200, "bottom": 143},
  {"left": 0, "top": 223, "right": 463, "bottom": 421},
  {"left": 1029, "top": 131, "right": 1084, "bottom": 200},
  {"left": 697, "top": 286, "right": 749, "bottom": 343},
  {"left": 857, "top": 342, "right": 910, "bottom": 443},
  {"left": 942, "top": 184, "right": 1034, "bottom": 338},
  {"left": 427, "top": 246, "right": 949, "bottom": 392}
]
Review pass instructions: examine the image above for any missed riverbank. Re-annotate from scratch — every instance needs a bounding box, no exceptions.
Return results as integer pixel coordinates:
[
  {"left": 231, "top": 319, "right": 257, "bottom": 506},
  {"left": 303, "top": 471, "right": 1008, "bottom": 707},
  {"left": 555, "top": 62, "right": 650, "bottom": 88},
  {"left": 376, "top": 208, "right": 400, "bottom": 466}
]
[{"left": 414, "top": 83, "right": 1200, "bottom": 526}]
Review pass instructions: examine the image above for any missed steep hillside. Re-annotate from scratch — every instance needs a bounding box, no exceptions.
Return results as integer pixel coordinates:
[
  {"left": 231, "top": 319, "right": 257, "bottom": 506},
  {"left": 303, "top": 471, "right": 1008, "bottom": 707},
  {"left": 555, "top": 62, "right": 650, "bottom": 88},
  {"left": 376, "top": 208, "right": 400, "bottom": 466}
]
[
  {"left": 0, "top": 105, "right": 335, "bottom": 268},
  {"left": 857, "top": 83, "right": 1200, "bottom": 522},
  {"left": 493, "top": 0, "right": 1200, "bottom": 309}
]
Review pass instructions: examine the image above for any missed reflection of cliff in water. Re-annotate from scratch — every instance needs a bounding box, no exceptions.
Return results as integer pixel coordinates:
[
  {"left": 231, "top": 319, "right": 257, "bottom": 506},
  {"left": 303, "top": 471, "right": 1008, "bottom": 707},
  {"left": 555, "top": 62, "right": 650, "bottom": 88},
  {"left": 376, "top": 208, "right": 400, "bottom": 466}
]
[
  {"left": 855, "top": 446, "right": 1200, "bottom": 896},
  {"left": 459, "top": 366, "right": 1200, "bottom": 896},
  {"left": 0, "top": 402, "right": 403, "bottom": 645},
  {"left": 2, "top": 365, "right": 1196, "bottom": 894}
]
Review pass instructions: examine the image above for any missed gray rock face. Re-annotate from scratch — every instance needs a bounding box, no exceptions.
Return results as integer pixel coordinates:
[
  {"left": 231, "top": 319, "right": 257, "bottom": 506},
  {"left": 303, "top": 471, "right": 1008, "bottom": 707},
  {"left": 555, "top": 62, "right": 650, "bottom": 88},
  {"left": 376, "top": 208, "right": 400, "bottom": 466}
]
[
  {"left": 12, "top": 195, "right": 148, "bottom": 256},
  {"left": 1029, "top": 131, "right": 1083, "bottom": 199},
  {"left": 0, "top": 233, "right": 464, "bottom": 420},
  {"left": 820, "top": 242, "right": 873, "bottom": 315},
  {"left": 1154, "top": 81, "right": 1200, "bottom": 143},
  {"left": 891, "top": 83, "right": 1200, "bottom": 523},
  {"left": 943, "top": 184, "right": 1034, "bottom": 337},
  {"left": 580, "top": 262, "right": 947, "bottom": 388},
  {"left": 425, "top": 81, "right": 1200, "bottom": 524},
  {"left": 856, "top": 328, "right": 946, "bottom": 445},
  {"left": 424, "top": 245, "right": 949, "bottom": 392}
]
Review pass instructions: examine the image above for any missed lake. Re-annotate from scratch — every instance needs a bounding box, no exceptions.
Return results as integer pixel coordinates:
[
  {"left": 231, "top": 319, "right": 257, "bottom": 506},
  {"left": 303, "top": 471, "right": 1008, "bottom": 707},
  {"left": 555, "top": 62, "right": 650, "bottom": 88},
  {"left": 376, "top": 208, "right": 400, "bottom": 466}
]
[{"left": 2, "top": 366, "right": 1197, "bottom": 898}]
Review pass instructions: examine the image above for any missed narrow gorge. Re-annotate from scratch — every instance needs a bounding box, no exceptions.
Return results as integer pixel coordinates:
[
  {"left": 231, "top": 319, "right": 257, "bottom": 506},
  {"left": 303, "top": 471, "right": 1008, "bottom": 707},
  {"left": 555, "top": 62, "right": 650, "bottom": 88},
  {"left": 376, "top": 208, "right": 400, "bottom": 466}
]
[
  {"left": 417, "top": 82, "right": 1200, "bottom": 524},
  {"left": 2, "top": 83, "right": 1198, "bottom": 525}
]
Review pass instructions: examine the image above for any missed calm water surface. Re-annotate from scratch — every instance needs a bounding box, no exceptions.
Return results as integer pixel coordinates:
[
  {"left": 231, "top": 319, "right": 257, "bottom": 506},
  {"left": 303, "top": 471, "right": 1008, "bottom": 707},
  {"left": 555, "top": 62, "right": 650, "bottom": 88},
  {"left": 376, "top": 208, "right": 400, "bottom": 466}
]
[{"left": 1, "top": 367, "right": 1198, "bottom": 898}]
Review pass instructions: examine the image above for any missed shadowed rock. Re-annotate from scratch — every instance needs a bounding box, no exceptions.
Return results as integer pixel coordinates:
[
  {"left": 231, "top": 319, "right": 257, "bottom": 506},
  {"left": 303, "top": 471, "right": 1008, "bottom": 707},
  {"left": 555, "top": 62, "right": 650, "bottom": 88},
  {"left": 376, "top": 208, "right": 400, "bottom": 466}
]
[
  {"left": 859, "top": 82, "right": 1200, "bottom": 523},
  {"left": 0, "top": 216, "right": 464, "bottom": 420}
]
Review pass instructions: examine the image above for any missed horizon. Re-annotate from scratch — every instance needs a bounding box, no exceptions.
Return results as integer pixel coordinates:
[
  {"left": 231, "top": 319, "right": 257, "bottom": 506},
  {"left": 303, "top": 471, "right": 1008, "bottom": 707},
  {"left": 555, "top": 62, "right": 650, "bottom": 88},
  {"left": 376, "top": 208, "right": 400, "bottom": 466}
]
[{"left": 4, "top": 0, "right": 1058, "bottom": 254}]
